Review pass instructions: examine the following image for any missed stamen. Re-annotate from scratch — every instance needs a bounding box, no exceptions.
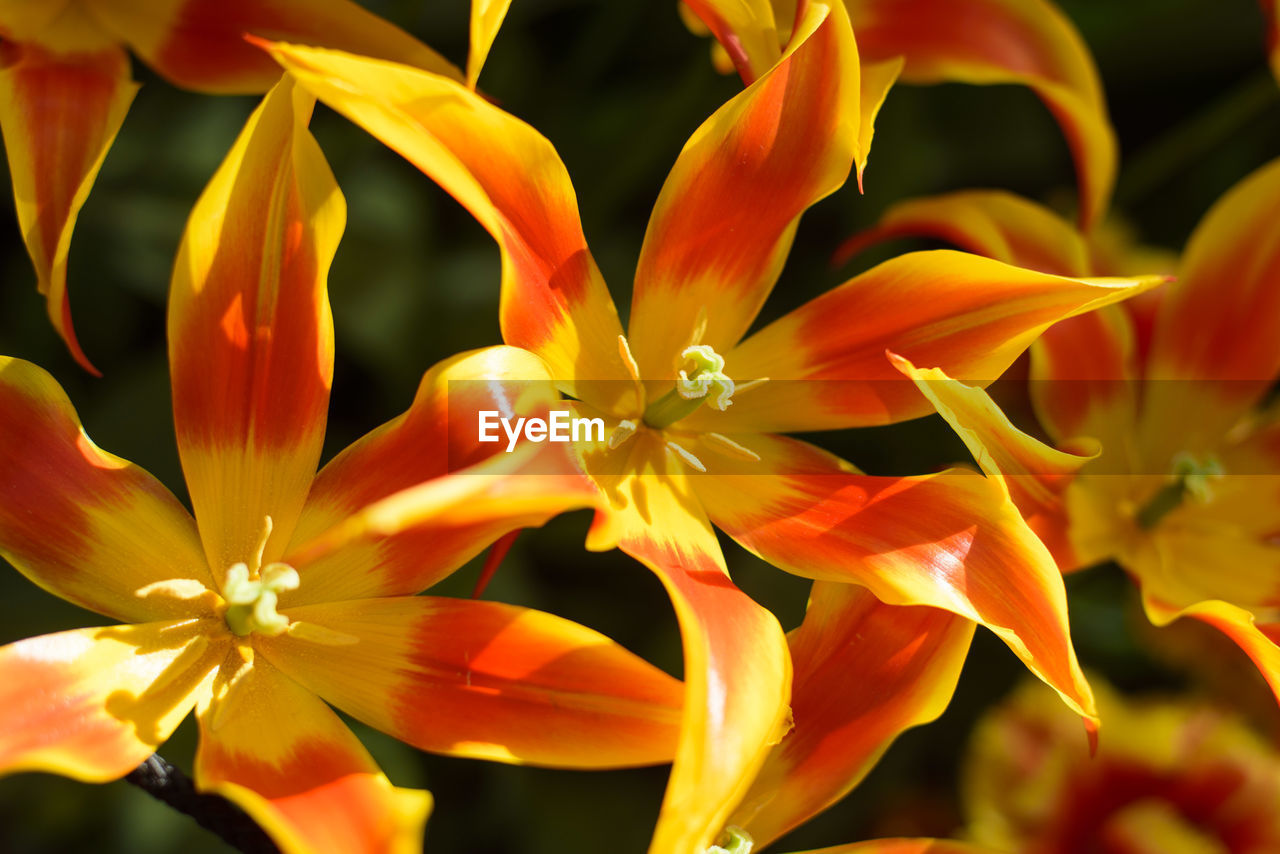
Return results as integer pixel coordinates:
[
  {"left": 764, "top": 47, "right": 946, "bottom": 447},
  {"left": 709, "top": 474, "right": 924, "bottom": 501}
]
[
  {"left": 685, "top": 308, "right": 709, "bottom": 351},
  {"left": 732, "top": 377, "right": 770, "bottom": 397},
  {"left": 707, "top": 826, "right": 754, "bottom": 854},
  {"left": 704, "top": 432, "right": 761, "bottom": 462},
  {"left": 135, "top": 578, "right": 212, "bottom": 601},
  {"left": 1136, "top": 452, "right": 1224, "bottom": 529},
  {"left": 222, "top": 560, "right": 300, "bottom": 637},
  {"left": 608, "top": 418, "right": 640, "bottom": 450},
  {"left": 252, "top": 515, "right": 274, "bottom": 573},
  {"left": 617, "top": 335, "right": 646, "bottom": 409},
  {"left": 286, "top": 621, "right": 360, "bottom": 646},
  {"left": 666, "top": 440, "right": 707, "bottom": 473}
]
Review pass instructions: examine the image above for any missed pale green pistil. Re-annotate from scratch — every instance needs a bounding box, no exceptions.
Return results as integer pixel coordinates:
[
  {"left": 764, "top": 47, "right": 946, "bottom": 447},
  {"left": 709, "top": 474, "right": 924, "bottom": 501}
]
[
  {"left": 222, "top": 561, "right": 300, "bottom": 637},
  {"left": 643, "top": 345, "right": 736, "bottom": 429},
  {"left": 707, "top": 826, "right": 753, "bottom": 854},
  {"left": 1136, "top": 452, "right": 1224, "bottom": 530}
]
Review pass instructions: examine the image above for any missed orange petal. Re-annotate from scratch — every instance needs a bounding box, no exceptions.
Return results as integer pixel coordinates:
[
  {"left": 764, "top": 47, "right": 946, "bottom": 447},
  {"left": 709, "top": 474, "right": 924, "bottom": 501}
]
[
  {"left": 283, "top": 345, "right": 596, "bottom": 603},
  {"left": 0, "top": 357, "right": 216, "bottom": 622},
  {"left": 264, "top": 41, "right": 637, "bottom": 415},
  {"left": 693, "top": 433, "right": 1097, "bottom": 726},
  {"left": 583, "top": 431, "right": 792, "bottom": 854},
  {"left": 1139, "top": 156, "right": 1280, "bottom": 467},
  {"left": 628, "top": 0, "right": 859, "bottom": 384},
  {"left": 690, "top": 250, "right": 1160, "bottom": 434},
  {"left": 195, "top": 654, "right": 430, "bottom": 854},
  {"left": 258, "top": 596, "right": 682, "bottom": 768},
  {"left": 786, "top": 841, "right": 994, "bottom": 854},
  {"left": 853, "top": 56, "right": 903, "bottom": 187},
  {"left": 834, "top": 189, "right": 1091, "bottom": 275},
  {"left": 170, "top": 77, "right": 343, "bottom": 577},
  {"left": 847, "top": 0, "right": 1116, "bottom": 228},
  {"left": 0, "top": 40, "right": 136, "bottom": 373},
  {"left": 87, "top": 0, "right": 459, "bottom": 93},
  {"left": 0, "top": 620, "right": 222, "bottom": 782},
  {"left": 679, "top": 0, "right": 783, "bottom": 83},
  {"left": 466, "top": 0, "right": 513, "bottom": 89},
  {"left": 732, "top": 584, "right": 974, "bottom": 848},
  {"left": 1266, "top": 0, "right": 1280, "bottom": 83}
]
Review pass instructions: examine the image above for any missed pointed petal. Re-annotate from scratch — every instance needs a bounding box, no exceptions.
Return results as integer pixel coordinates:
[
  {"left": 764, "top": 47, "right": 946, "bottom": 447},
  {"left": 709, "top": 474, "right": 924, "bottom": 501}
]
[
  {"left": 0, "top": 357, "right": 216, "bottom": 622},
  {"left": 282, "top": 345, "right": 596, "bottom": 602},
  {"left": 264, "top": 42, "right": 636, "bottom": 415},
  {"left": 847, "top": 0, "right": 1116, "bottom": 227},
  {"left": 628, "top": 1, "right": 859, "bottom": 384},
  {"left": 692, "top": 250, "right": 1160, "bottom": 434},
  {"left": 582, "top": 431, "right": 792, "bottom": 854},
  {"left": 732, "top": 584, "right": 974, "bottom": 848},
  {"left": 466, "top": 0, "right": 513, "bottom": 89},
  {"left": 0, "top": 40, "right": 136, "bottom": 373},
  {"left": 258, "top": 596, "right": 681, "bottom": 768},
  {"left": 853, "top": 56, "right": 903, "bottom": 186},
  {"left": 834, "top": 189, "right": 1091, "bottom": 275},
  {"left": 0, "top": 620, "right": 222, "bottom": 781},
  {"left": 1139, "top": 156, "right": 1280, "bottom": 466},
  {"left": 195, "top": 655, "right": 430, "bottom": 854},
  {"left": 693, "top": 433, "right": 1096, "bottom": 726},
  {"left": 170, "top": 77, "right": 343, "bottom": 577},
  {"left": 1142, "top": 595, "right": 1280, "bottom": 712},
  {"left": 87, "top": 0, "right": 459, "bottom": 93},
  {"left": 679, "top": 0, "right": 783, "bottom": 83},
  {"left": 786, "top": 841, "right": 994, "bottom": 854}
]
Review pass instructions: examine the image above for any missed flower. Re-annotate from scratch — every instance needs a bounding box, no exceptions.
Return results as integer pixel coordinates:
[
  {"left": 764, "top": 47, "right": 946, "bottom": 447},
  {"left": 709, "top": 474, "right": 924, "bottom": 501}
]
[
  {"left": 841, "top": 161, "right": 1280, "bottom": 718},
  {"left": 678, "top": 0, "right": 1116, "bottom": 228},
  {"left": 0, "top": 0, "right": 465, "bottom": 373},
  {"left": 0, "top": 77, "right": 684, "bottom": 854},
  {"left": 256, "top": 6, "right": 1162, "bottom": 848},
  {"left": 963, "top": 678, "right": 1280, "bottom": 854}
]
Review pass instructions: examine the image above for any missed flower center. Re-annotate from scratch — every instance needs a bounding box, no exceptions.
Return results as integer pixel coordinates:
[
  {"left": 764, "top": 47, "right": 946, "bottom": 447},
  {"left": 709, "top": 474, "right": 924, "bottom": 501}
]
[
  {"left": 642, "top": 345, "right": 736, "bottom": 429},
  {"left": 1136, "top": 452, "right": 1224, "bottom": 529},
  {"left": 222, "top": 561, "right": 299, "bottom": 637},
  {"left": 707, "top": 826, "right": 753, "bottom": 854}
]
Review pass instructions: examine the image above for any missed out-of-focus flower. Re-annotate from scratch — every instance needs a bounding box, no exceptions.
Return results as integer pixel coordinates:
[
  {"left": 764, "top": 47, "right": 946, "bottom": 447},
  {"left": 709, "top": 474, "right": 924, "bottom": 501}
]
[
  {"left": 964, "top": 678, "right": 1280, "bottom": 854},
  {"left": 0, "top": 0, "right": 465, "bottom": 373},
  {"left": 1264, "top": 0, "right": 1280, "bottom": 83},
  {"left": 679, "top": 0, "right": 1115, "bottom": 227},
  {"left": 0, "top": 77, "right": 684, "bottom": 854},
  {"left": 259, "top": 7, "right": 1166, "bottom": 847},
  {"left": 841, "top": 161, "right": 1280, "bottom": 717}
]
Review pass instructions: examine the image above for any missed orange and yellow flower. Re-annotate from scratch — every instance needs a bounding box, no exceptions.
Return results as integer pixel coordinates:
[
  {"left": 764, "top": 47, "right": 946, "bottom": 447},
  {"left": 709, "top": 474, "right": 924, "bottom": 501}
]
[
  {"left": 842, "top": 161, "right": 1280, "bottom": 720},
  {"left": 0, "top": 77, "right": 685, "bottom": 854},
  {"left": 253, "top": 7, "right": 1171, "bottom": 848},
  {"left": 964, "top": 678, "right": 1280, "bottom": 854},
  {"left": 679, "top": 0, "right": 1116, "bottom": 227},
  {"left": 0, "top": 0, "right": 465, "bottom": 373}
]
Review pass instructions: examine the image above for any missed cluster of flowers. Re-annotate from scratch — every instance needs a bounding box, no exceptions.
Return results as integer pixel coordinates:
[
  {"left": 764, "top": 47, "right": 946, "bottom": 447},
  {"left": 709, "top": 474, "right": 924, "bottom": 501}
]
[{"left": 1, "top": 1, "right": 1279, "bottom": 852}]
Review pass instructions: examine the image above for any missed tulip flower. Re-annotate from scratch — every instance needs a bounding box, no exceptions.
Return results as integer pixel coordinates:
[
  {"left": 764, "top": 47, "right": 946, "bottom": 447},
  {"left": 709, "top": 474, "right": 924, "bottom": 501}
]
[
  {"left": 680, "top": 0, "right": 1116, "bottom": 228},
  {"left": 0, "top": 0, "right": 467, "bottom": 374},
  {"left": 963, "top": 678, "right": 1280, "bottom": 853},
  {"left": 842, "top": 162, "right": 1280, "bottom": 717},
  {"left": 0, "top": 77, "right": 685, "bottom": 854},
  {"left": 1265, "top": 0, "right": 1280, "bottom": 82},
  {"left": 256, "top": 3, "right": 1165, "bottom": 847}
]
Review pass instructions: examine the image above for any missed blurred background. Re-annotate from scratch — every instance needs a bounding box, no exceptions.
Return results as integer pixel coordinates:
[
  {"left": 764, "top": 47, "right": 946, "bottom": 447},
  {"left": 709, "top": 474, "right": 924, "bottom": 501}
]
[{"left": 3, "top": 1, "right": 1280, "bottom": 851}]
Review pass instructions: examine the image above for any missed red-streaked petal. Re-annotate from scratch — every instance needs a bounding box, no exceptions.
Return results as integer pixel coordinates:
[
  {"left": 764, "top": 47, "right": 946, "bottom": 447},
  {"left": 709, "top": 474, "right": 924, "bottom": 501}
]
[
  {"left": 0, "top": 620, "right": 223, "bottom": 781},
  {"left": 732, "top": 584, "right": 974, "bottom": 848},
  {"left": 87, "top": 0, "right": 459, "bottom": 93},
  {"left": 282, "top": 345, "right": 595, "bottom": 603},
  {"left": 0, "top": 357, "right": 216, "bottom": 622},
  {"left": 628, "top": 1, "right": 859, "bottom": 384},
  {"left": 170, "top": 77, "right": 342, "bottom": 577},
  {"left": 1139, "top": 156, "right": 1280, "bottom": 467},
  {"left": 834, "top": 189, "right": 1091, "bottom": 275},
  {"left": 283, "top": 441, "right": 597, "bottom": 604},
  {"left": 258, "top": 596, "right": 682, "bottom": 768},
  {"left": 466, "top": 0, "right": 512, "bottom": 89},
  {"left": 787, "top": 841, "right": 994, "bottom": 854},
  {"left": 264, "top": 42, "right": 637, "bottom": 415},
  {"left": 195, "top": 654, "right": 430, "bottom": 854},
  {"left": 679, "top": 0, "right": 784, "bottom": 83},
  {"left": 693, "top": 433, "right": 1096, "bottom": 726},
  {"left": 0, "top": 40, "right": 136, "bottom": 373},
  {"left": 854, "top": 56, "right": 903, "bottom": 187},
  {"left": 847, "top": 0, "right": 1115, "bottom": 228},
  {"left": 691, "top": 250, "right": 1159, "bottom": 434},
  {"left": 582, "top": 430, "right": 791, "bottom": 854}
]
